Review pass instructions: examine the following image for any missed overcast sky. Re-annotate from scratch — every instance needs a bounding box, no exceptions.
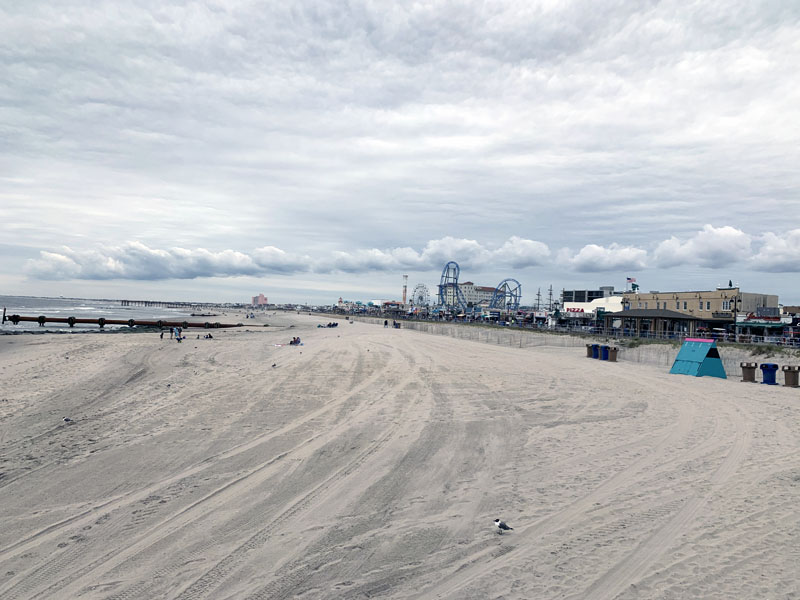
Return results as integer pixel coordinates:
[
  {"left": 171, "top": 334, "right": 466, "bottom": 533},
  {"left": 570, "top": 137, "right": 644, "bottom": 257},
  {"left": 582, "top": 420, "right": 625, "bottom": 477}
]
[{"left": 2, "top": 1, "right": 799, "bottom": 305}]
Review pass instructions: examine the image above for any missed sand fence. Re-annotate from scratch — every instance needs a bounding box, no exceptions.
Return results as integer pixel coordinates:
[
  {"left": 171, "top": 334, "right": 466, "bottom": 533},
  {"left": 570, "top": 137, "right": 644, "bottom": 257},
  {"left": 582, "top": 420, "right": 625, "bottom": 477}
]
[{"left": 351, "top": 316, "right": 798, "bottom": 379}]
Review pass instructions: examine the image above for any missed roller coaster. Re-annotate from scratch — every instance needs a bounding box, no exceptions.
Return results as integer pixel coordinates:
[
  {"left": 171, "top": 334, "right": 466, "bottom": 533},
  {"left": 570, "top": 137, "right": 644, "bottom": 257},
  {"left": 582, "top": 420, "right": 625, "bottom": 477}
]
[
  {"left": 437, "top": 261, "right": 469, "bottom": 311},
  {"left": 436, "top": 261, "right": 522, "bottom": 313},
  {"left": 489, "top": 278, "right": 522, "bottom": 311}
]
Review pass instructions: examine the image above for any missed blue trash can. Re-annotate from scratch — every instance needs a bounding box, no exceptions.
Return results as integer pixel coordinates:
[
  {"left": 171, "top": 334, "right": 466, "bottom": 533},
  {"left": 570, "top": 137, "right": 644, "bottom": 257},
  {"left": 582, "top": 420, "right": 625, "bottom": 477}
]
[
  {"left": 601, "top": 345, "right": 609, "bottom": 360},
  {"left": 760, "top": 363, "right": 779, "bottom": 385},
  {"left": 591, "top": 344, "right": 600, "bottom": 359}
]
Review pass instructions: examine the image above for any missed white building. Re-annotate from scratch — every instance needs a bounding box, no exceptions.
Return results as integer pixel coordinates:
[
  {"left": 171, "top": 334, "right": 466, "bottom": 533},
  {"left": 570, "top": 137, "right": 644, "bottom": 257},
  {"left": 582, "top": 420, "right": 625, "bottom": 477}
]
[
  {"left": 458, "top": 282, "right": 497, "bottom": 306},
  {"left": 562, "top": 296, "right": 624, "bottom": 321}
]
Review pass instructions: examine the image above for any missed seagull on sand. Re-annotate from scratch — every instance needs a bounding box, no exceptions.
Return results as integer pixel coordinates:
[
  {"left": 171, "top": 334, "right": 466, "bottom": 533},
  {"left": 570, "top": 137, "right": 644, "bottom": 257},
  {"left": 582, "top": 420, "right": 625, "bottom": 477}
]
[{"left": 494, "top": 519, "right": 513, "bottom": 534}]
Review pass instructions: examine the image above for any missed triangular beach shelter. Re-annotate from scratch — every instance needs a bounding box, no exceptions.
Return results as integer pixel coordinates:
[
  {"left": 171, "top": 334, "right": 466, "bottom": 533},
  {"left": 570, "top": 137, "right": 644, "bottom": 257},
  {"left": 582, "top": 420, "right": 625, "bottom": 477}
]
[{"left": 669, "top": 338, "right": 727, "bottom": 379}]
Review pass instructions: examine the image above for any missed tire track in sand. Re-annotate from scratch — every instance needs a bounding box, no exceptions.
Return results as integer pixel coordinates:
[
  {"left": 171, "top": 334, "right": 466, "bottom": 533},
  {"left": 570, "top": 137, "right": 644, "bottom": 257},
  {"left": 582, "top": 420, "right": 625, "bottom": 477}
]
[
  {"left": 420, "top": 376, "right": 751, "bottom": 600},
  {"left": 0, "top": 349, "right": 394, "bottom": 600},
  {"left": 87, "top": 338, "right": 422, "bottom": 600},
  {"left": 567, "top": 400, "right": 752, "bottom": 600},
  {"left": 416, "top": 381, "right": 700, "bottom": 599},
  {"left": 242, "top": 348, "right": 447, "bottom": 600}
]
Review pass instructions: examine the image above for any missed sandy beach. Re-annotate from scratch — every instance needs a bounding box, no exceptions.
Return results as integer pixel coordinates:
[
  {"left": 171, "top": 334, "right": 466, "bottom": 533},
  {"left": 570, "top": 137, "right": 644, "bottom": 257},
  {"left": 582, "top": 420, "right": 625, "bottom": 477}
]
[{"left": 1, "top": 313, "right": 798, "bottom": 599}]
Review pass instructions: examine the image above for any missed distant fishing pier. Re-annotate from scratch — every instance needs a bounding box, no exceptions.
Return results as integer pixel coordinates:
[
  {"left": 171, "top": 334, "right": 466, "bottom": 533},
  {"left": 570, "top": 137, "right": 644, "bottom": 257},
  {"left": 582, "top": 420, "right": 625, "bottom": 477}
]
[{"left": 120, "top": 299, "right": 218, "bottom": 309}]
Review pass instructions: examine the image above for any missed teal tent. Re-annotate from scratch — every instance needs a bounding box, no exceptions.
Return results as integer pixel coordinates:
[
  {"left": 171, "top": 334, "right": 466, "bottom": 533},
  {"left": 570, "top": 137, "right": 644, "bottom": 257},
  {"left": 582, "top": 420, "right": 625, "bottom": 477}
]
[{"left": 669, "top": 338, "right": 726, "bottom": 379}]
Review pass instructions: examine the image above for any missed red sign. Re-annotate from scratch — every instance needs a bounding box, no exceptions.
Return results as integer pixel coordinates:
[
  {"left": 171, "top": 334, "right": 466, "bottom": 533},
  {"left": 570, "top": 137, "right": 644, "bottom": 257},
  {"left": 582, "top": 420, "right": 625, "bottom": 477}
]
[{"left": 566, "top": 307, "right": 584, "bottom": 313}]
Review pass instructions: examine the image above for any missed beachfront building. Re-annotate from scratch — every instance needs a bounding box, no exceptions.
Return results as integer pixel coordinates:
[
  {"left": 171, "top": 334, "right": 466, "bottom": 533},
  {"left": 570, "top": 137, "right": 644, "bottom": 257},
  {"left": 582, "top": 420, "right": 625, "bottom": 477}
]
[
  {"left": 251, "top": 293, "right": 268, "bottom": 306},
  {"left": 458, "top": 282, "right": 498, "bottom": 306},
  {"left": 622, "top": 286, "right": 777, "bottom": 329},
  {"left": 438, "top": 281, "right": 498, "bottom": 311},
  {"left": 561, "top": 286, "right": 618, "bottom": 304},
  {"left": 602, "top": 286, "right": 780, "bottom": 338},
  {"left": 561, "top": 295, "right": 625, "bottom": 327},
  {"left": 558, "top": 286, "right": 621, "bottom": 327},
  {"left": 603, "top": 308, "right": 702, "bottom": 337}
]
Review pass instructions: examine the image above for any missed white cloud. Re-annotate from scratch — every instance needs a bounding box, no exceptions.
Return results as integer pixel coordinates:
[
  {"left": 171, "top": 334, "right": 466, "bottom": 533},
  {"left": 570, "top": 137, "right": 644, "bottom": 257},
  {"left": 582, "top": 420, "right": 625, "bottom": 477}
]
[
  {"left": 23, "top": 237, "right": 554, "bottom": 281},
  {"left": 22, "top": 225, "right": 800, "bottom": 283},
  {"left": 418, "top": 237, "right": 491, "bottom": 269},
  {"left": 25, "top": 243, "right": 261, "bottom": 280},
  {"left": 751, "top": 230, "right": 800, "bottom": 272},
  {"left": 653, "top": 225, "right": 752, "bottom": 268},
  {"left": 566, "top": 243, "right": 648, "bottom": 272},
  {"left": 492, "top": 236, "right": 551, "bottom": 268},
  {"left": 252, "top": 246, "right": 311, "bottom": 274},
  {"left": 320, "top": 249, "right": 408, "bottom": 274}
]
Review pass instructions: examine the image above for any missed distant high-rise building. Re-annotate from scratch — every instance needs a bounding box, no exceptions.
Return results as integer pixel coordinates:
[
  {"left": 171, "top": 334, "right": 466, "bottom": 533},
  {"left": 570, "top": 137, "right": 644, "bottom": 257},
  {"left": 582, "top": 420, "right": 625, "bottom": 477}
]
[{"left": 251, "top": 293, "right": 268, "bottom": 306}]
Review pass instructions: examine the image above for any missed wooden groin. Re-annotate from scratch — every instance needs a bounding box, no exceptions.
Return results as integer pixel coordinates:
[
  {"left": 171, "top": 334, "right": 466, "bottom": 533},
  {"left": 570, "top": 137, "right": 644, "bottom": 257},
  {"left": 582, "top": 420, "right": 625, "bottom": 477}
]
[{"left": 2, "top": 309, "right": 241, "bottom": 329}]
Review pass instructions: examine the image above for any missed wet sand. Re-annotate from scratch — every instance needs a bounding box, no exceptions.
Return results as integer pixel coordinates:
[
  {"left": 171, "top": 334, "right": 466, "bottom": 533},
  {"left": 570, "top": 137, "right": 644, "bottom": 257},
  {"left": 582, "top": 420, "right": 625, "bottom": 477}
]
[{"left": 0, "top": 313, "right": 798, "bottom": 599}]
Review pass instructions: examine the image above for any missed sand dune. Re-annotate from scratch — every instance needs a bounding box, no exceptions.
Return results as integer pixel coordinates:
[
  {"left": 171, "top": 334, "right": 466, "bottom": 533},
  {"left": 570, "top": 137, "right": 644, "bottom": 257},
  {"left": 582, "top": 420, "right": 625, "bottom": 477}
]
[{"left": 1, "top": 313, "right": 798, "bottom": 599}]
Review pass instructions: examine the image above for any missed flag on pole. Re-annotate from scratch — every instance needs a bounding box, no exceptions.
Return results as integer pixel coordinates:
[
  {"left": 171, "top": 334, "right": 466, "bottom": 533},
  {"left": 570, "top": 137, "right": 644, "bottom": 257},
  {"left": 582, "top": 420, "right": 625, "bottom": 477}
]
[{"left": 626, "top": 277, "right": 636, "bottom": 283}]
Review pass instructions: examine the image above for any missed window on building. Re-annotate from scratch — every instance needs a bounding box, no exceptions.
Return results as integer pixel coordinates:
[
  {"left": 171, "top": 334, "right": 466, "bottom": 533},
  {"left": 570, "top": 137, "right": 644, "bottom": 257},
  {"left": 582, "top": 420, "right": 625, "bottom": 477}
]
[
  {"left": 656, "top": 302, "right": 660, "bottom": 309},
  {"left": 676, "top": 301, "right": 680, "bottom": 310},
  {"left": 638, "top": 302, "right": 642, "bottom": 308},
  {"left": 707, "top": 301, "right": 711, "bottom": 310},
  {"left": 699, "top": 301, "right": 703, "bottom": 310},
  {"left": 644, "top": 302, "right": 648, "bottom": 309},
  {"left": 722, "top": 300, "right": 730, "bottom": 310}
]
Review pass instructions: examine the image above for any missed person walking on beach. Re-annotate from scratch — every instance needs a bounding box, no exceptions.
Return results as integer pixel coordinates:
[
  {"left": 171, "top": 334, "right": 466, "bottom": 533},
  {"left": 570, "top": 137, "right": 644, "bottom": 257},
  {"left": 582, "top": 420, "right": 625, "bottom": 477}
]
[
  {"left": 170, "top": 327, "right": 174, "bottom": 339},
  {"left": 160, "top": 331, "right": 164, "bottom": 339},
  {"left": 384, "top": 320, "right": 388, "bottom": 328}
]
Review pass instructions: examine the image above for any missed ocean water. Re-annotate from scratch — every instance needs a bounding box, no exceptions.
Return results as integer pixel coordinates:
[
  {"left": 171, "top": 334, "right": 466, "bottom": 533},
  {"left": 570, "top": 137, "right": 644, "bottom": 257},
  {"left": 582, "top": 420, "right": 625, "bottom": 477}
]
[{"left": 0, "top": 295, "right": 200, "bottom": 332}]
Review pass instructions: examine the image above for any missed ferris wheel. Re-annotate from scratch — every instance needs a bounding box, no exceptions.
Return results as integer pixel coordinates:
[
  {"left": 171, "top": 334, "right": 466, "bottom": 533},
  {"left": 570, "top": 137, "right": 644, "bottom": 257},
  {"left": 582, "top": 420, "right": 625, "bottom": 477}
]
[{"left": 411, "top": 283, "right": 430, "bottom": 306}]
